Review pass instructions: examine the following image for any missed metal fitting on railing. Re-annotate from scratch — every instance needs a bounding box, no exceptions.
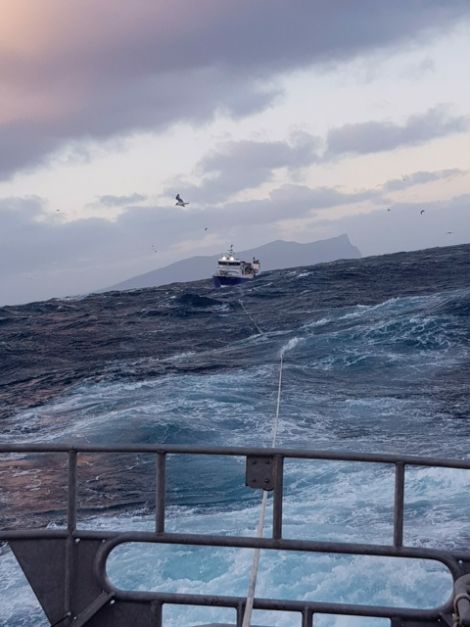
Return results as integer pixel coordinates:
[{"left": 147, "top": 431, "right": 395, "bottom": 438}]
[{"left": 454, "top": 575, "right": 470, "bottom": 626}]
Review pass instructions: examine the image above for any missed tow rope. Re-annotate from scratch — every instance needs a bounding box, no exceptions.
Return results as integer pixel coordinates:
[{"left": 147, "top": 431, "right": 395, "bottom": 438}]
[
  {"left": 238, "top": 299, "right": 264, "bottom": 335},
  {"left": 238, "top": 297, "right": 285, "bottom": 627}
]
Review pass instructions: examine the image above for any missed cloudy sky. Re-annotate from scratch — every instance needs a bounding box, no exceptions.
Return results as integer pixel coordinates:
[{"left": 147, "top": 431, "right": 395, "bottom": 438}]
[{"left": 1, "top": 1, "right": 470, "bottom": 305}]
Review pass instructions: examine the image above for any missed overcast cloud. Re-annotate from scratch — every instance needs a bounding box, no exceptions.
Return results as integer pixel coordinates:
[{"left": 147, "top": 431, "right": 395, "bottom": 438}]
[
  {"left": 175, "top": 133, "right": 320, "bottom": 203},
  {"left": 1, "top": 2, "right": 470, "bottom": 305},
  {"left": 95, "top": 193, "right": 147, "bottom": 208},
  {"left": 382, "top": 169, "right": 466, "bottom": 192},
  {"left": 175, "top": 123, "right": 469, "bottom": 205},
  {"left": 1, "top": 1, "right": 470, "bottom": 179},
  {"left": 0, "top": 183, "right": 381, "bottom": 275},
  {"left": 2, "top": 182, "right": 470, "bottom": 305},
  {"left": 316, "top": 194, "right": 470, "bottom": 256},
  {"left": 325, "top": 106, "right": 469, "bottom": 158}
]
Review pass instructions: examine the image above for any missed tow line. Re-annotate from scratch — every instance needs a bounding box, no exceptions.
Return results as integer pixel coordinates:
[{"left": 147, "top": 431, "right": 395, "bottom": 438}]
[{"left": 238, "top": 298, "right": 285, "bottom": 627}]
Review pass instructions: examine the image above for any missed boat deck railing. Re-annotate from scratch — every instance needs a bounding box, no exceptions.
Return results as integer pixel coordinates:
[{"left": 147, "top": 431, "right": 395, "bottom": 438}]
[{"left": 1, "top": 443, "right": 470, "bottom": 626}]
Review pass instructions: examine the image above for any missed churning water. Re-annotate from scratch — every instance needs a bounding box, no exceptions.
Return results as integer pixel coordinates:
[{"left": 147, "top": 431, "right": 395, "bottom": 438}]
[{"left": 1, "top": 244, "right": 470, "bottom": 625}]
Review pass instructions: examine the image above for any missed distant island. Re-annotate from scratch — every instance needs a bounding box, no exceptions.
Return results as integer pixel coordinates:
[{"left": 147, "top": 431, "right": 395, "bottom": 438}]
[{"left": 106, "top": 234, "right": 361, "bottom": 291}]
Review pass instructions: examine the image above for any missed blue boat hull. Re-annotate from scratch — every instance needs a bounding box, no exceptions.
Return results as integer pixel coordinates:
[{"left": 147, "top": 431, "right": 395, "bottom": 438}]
[{"left": 213, "top": 275, "right": 254, "bottom": 288}]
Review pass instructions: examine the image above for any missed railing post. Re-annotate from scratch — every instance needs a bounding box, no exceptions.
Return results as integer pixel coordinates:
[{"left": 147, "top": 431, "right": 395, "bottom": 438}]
[
  {"left": 394, "top": 462, "right": 405, "bottom": 548},
  {"left": 156, "top": 453, "right": 166, "bottom": 533},
  {"left": 237, "top": 601, "right": 245, "bottom": 627},
  {"left": 303, "top": 608, "right": 313, "bottom": 627},
  {"left": 151, "top": 600, "right": 163, "bottom": 627},
  {"left": 65, "top": 450, "right": 77, "bottom": 619},
  {"left": 67, "top": 450, "right": 78, "bottom": 532},
  {"left": 273, "top": 455, "right": 284, "bottom": 540}
]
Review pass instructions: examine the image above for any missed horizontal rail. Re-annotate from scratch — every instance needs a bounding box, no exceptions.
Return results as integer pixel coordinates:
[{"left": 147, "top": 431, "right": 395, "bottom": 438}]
[
  {"left": 0, "top": 442, "right": 469, "bottom": 470},
  {"left": 83, "top": 587, "right": 452, "bottom": 621},
  {"left": 1, "top": 442, "right": 468, "bottom": 626},
  {"left": 95, "top": 531, "right": 462, "bottom": 565},
  {"left": 1, "top": 528, "right": 468, "bottom": 570}
]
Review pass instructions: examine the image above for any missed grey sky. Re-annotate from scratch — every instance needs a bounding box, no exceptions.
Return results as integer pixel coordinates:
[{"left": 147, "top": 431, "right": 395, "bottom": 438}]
[
  {"left": 175, "top": 134, "right": 320, "bottom": 203},
  {"left": 95, "top": 193, "right": 147, "bottom": 208},
  {"left": 1, "top": 2, "right": 470, "bottom": 305},
  {"left": 317, "top": 195, "right": 470, "bottom": 256},
  {"left": 325, "top": 106, "right": 469, "bottom": 158},
  {"left": 1, "top": 173, "right": 468, "bottom": 305},
  {"left": 2, "top": 2, "right": 470, "bottom": 179},
  {"left": 383, "top": 169, "right": 466, "bottom": 192}
]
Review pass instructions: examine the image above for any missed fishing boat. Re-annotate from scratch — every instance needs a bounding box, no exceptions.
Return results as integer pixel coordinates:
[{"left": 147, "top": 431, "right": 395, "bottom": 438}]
[{"left": 213, "top": 245, "right": 260, "bottom": 288}]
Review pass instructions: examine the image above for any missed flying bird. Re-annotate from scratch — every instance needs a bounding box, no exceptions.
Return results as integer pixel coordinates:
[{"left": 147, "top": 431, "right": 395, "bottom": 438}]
[
  {"left": 204, "top": 226, "right": 208, "bottom": 231},
  {"left": 447, "top": 231, "right": 453, "bottom": 235},
  {"left": 175, "top": 194, "right": 189, "bottom": 207},
  {"left": 420, "top": 209, "right": 425, "bottom": 215},
  {"left": 386, "top": 208, "right": 391, "bottom": 212}
]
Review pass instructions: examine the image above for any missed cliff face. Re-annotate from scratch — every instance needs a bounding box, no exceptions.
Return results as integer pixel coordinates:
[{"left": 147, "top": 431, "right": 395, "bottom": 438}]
[{"left": 106, "top": 234, "right": 361, "bottom": 291}]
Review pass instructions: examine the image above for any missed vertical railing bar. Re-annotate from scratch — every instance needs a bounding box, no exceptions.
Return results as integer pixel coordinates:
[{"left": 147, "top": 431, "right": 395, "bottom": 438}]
[
  {"left": 67, "top": 450, "right": 77, "bottom": 532},
  {"left": 150, "top": 600, "right": 163, "bottom": 627},
  {"left": 237, "top": 601, "right": 245, "bottom": 627},
  {"left": 394, "top": 462, "right": 405, "bottom": 548},
  {"left": 65, "top": 449, "right": 77, "bottom": 618},
  {"left": 156, "top": 453, "right": 166, "bottom": 533},
  {"left": 302, "top": 607, "right": 313, "bottom": 627},
  {"left": 272, "top": 455, "right": 284, "bottom": 540}
]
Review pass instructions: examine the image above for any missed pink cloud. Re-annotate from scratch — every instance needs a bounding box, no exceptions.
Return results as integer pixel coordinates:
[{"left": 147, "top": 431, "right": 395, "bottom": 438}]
[{"left": 0, "top": 1, "right": 469, "bottom": 178}]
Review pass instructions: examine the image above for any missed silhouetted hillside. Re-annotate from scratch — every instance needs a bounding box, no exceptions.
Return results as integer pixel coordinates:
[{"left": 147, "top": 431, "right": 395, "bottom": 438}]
[{"left": 106, "top": 234, "right": 361, "bottom": 291}]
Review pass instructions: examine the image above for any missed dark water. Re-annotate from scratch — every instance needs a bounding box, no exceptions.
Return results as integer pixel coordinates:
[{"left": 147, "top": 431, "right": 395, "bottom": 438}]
[
  {"left": 2, "top": 244, "right": 469, "bottom": 428},
  {"left": 1, "top": 244, "right": 470, "bottom": 626}
]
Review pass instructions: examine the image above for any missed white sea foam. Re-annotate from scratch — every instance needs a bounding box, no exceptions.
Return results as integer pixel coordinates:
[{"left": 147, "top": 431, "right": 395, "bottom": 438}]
[
  {"left": 0, "top": 546, "right": 48, "bottom": 626},
  {"left": 2, "top": 286, "right": 470, "bottom": 625},
  {"left": 280, "top": 336, "right": 302, "bottom": 358}
]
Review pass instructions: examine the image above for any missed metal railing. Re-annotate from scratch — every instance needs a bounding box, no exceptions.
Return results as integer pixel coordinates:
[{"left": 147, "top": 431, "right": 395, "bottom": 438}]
[{"left": 1, "top": 443, "right": 470, "bottom": 626}]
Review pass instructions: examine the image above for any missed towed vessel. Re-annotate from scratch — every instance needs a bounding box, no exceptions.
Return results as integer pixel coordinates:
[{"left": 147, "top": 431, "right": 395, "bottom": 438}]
[{"left": 213, "top": 245, "right": 260, "bottom": 288}]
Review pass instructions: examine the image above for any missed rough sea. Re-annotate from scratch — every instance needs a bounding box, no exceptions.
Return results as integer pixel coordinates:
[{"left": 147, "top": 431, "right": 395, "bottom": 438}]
[{"left": 1, "top": 244, "right": 470, "bottom": 626}]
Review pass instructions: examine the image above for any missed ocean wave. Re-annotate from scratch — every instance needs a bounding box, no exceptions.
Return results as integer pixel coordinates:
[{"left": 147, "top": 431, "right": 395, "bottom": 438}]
[{"left": 1, "top": 244, "right": 470, "bottom": 625}]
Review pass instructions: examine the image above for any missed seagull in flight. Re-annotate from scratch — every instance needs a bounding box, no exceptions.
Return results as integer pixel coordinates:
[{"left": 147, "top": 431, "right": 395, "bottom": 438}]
[
  {"left": 420, "top": 209, "right": 425, "bottom": 215},
  {"left": 386, "top": 208, "right": 391, "bottom": 212},
  {"left": 204, "top": 226, "right": 208, "bottom": 231},
  {"left": 175, "top": 194, "right": 189, "bottom": 207}
]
